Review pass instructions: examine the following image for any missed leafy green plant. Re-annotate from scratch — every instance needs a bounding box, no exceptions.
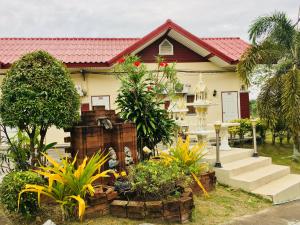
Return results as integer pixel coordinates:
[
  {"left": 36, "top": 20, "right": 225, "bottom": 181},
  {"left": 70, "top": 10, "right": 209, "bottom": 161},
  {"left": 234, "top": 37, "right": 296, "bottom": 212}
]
[
  {"left": 0, "top": 171, "right": 44, "bottom": 218},
  {"left": 128, "top": 160, "right": 190, "bottom": 200},
  {"left": 228, "top": 119, "right": 252, "bottom": 142},
  {"left": 0, "top": 50, "right": 80, "bottom": 166},
  {"left": 18, "top": 152, "right": 112, "bottom": 221},
  {"left": 115, "top": 56, "right": 179, "bottom": 158}
]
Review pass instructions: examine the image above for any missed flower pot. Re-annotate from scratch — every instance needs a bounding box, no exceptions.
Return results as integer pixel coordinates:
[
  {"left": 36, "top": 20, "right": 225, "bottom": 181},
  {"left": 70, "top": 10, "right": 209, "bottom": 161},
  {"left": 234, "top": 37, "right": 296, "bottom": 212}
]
[{"left": 191, "top": 171, "right": 216, "bottom": 195}]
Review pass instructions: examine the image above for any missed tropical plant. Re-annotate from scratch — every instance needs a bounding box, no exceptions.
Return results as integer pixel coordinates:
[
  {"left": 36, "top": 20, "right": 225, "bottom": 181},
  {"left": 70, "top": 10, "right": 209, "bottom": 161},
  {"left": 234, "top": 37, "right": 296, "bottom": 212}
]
[
  {"left": 0, "top": 171, "right": 44, "bottom": 218},
  {"left": 237, "top": 11, "right": 300, "bottom": 159},
  {"left": 228, "top": 119, "right": 252, "bottom": 143},
  {"left": 128, "top": 160, "right": 190, "bottom": 200},
  {"left": 160, "top": 137, "right": 209, "bottom": 196},
  {"left": 18, "top": 152, "right": 111, "bottom": 221},
  {"left": 115, "top": 56, "right": 179, "bottom": 158},
  {"left": 0, "top": 50, "right": 80, "bottom": 166}
]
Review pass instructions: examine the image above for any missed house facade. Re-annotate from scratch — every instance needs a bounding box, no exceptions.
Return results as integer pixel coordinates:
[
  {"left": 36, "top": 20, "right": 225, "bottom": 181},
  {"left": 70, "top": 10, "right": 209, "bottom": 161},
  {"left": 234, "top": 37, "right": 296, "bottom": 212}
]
[{"left": 0, "top": 20, "right": 249, "bottom": 145}]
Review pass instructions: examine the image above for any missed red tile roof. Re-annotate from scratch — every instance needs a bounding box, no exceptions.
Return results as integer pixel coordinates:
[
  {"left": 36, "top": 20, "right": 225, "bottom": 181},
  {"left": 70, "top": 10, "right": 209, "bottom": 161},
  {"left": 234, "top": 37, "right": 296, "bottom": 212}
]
[
  {"left": 0, "top": 20, "right": 249, "bottom": 67},
  {"left": 200, "top": 37, "right": 249, "bottom": 62},
  {"left": 0, "top": 38, "right": 139, "bottom": 66}
]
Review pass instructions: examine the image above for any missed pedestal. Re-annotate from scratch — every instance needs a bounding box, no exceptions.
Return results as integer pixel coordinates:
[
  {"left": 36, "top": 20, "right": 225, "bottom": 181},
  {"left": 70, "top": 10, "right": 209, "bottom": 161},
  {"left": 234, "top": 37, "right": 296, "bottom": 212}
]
[{"left": 219, "top": 123, "right": 240, "bottom": 151}]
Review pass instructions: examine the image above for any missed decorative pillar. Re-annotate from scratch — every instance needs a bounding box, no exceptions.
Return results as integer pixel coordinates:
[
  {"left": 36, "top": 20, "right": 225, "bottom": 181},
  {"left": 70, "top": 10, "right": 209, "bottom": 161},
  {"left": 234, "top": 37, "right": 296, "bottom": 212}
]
[
  {"left": 251, "top": 119, "right": 258, "bottom": 157},
  {"left": 214, "top": 121, "right": 222, "bottom": 168}
]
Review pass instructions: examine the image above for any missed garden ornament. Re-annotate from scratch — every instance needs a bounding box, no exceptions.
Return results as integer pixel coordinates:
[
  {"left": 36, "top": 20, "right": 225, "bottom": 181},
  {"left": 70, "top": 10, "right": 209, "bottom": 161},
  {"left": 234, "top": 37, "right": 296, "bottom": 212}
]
[
  {"left": 124, "top": 146, "right": 133, "bottom": 166},
  {"left": 108, "top": 147, "right": 119, "bottom": 169}
]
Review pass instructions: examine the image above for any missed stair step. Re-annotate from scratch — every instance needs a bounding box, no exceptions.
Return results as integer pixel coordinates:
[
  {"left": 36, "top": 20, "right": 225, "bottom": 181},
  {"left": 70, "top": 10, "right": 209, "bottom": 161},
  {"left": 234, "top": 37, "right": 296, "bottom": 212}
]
[
  {"left": 204, "top": 148, "right": 253, "bottom": 165},
  {"left": 253, "top": 174, "right": 300, "bottom": 204},
  {"left": 230, "top": 164, "right": 290, "bottom": 191},
  {"left": 215, "top": 157, "right": 271, "bottom": 184}
]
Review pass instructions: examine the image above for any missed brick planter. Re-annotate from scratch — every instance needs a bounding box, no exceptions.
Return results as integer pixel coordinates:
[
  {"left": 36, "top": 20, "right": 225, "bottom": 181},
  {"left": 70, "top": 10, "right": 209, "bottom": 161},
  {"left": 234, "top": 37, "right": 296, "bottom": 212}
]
[
  {"left": 191, "top": 171, "right": 216, "bottom": 195},
  {"left": 109, "top": 190, "right": 194, "bottom": 223},
  {"left": 84, "top": 185, "right": 118, "bottom": 219}
]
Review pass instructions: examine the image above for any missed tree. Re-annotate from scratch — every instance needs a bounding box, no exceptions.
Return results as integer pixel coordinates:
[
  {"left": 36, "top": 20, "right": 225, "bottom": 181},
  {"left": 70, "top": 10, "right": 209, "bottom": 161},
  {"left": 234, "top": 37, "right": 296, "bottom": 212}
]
[
  {"left": 238, "top": 11, "right": 300, "bottom": 159},
  {"left": 0, "top": 51, "right": 80, "bottom": 166},
  {"left": 115, "top": 56, "right": 179, "bottom": 159}
]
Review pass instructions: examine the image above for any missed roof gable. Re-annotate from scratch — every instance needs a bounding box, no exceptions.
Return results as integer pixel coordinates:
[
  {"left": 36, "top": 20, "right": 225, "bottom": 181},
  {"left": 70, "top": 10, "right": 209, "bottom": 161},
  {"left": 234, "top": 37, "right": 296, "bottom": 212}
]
[{"left": 137, "top": 35, "right": 209, "bottom": 63}]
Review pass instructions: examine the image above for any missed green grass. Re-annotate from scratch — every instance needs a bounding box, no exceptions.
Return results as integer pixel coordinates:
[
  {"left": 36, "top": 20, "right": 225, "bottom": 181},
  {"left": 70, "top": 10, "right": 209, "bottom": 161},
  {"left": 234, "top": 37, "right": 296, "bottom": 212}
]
[
  {"left": 2, "top": 184, "right": 271, "bottom": 225},
  {"left": 258, "top": 142, "right": 300, "bottom": 174}
]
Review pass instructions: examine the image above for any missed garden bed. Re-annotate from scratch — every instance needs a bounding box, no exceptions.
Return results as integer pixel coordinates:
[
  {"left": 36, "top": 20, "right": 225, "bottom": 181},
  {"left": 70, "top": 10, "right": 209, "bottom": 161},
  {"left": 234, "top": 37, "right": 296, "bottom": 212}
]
[
  {"left": 110, "top": 188, "right": 194, "bottom": 223},
  {"left": 84, "top": 186, "right": 118, "bottom": 219}
]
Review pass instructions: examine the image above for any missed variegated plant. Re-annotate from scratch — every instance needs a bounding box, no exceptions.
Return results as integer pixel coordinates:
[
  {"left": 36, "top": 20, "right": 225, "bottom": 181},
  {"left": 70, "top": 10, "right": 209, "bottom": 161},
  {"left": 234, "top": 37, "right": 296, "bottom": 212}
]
[{"left": 18, "top": 152, "right": 111, "bottom": 221}]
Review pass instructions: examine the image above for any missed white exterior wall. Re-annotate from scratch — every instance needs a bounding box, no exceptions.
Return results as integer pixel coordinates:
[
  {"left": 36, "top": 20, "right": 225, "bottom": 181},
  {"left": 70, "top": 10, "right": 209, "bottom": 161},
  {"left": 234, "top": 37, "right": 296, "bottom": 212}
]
[{"left": 0, "top": 61, "right": 243, "bottom": 145}]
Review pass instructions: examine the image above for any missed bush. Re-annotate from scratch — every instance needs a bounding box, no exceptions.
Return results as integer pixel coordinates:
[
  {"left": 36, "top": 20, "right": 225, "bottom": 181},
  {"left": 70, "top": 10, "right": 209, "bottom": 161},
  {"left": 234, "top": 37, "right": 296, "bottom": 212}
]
[
  {"left": 0, "top": 171, "right": 44, "bottom": 217},
  {"left": 0, "top": 50, "right": 80, "bottom": 166},
  {"left": 128, "top": 160, "right": 190, "bottom": 201}
]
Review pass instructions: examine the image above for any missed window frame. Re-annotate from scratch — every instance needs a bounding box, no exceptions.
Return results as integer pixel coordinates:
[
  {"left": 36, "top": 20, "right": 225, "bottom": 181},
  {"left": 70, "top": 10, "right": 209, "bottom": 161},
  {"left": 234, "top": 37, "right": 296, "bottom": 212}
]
[{"left": 159, "top": 39, "right": 174, "bottom": 55}]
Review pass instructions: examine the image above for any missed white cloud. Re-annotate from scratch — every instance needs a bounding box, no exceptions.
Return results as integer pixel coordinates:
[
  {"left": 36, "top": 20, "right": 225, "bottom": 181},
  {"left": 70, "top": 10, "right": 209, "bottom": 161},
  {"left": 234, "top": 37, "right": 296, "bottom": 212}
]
[{"left": 0, "top": 0, "right": 298, "bottom": 40}]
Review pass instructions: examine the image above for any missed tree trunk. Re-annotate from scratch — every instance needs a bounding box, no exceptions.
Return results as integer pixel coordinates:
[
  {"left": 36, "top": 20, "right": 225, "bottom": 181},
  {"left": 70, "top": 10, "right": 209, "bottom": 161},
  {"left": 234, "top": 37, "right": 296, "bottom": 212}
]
[
  {"left": 272, "top": 131, "right": 276, "bottom": 145},
  {"left": 37, "top": 127, "right": 47, "bottom": 165},
  {"left": 292, "top": 133, "right": 300, "bottom": 161},
  {"left": 29, "top": 135, "right": 36, "bottom": 166}
]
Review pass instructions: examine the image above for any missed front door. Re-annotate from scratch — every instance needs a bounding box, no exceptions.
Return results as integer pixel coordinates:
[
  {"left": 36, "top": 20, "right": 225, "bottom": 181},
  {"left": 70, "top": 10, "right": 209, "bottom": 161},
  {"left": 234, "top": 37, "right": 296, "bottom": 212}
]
[{"left": 221, "top": 91, "right": 239, "bottom": 122}]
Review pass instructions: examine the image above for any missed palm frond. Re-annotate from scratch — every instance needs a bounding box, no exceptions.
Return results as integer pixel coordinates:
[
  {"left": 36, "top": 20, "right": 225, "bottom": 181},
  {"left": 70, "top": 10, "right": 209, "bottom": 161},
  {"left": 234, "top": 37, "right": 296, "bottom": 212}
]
[
  {"left": 281, "top": 68, "right": 300, "bottom": 133},
  {"left": 237, "top": 40, "right": 284, "bottom": 85},
  {"left": 249, "top": 11, "right": 294, "bottom": 47}
]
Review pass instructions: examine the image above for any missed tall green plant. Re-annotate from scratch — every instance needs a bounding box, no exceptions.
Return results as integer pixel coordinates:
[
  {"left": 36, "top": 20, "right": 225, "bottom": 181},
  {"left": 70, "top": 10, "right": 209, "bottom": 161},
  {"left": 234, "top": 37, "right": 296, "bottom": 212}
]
[
  {"left": 0, "top": 51, "right": 80, "bottom": 166},
  {"left": 115, "top": 56, "right": 179, "bottom": 158},
  {"left": 237, "top": 11, "right": 300, "bottom": 159}
]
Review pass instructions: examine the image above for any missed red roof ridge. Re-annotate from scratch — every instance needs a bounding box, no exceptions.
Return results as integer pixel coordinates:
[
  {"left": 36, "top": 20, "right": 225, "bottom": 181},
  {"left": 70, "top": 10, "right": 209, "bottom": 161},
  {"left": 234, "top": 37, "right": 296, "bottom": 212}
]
[
  {"left": 200, "top": 37, "right": 241, "bottom": 40},
  {"left": 0, "top": 37, "right": 141, "bottom": 41}
]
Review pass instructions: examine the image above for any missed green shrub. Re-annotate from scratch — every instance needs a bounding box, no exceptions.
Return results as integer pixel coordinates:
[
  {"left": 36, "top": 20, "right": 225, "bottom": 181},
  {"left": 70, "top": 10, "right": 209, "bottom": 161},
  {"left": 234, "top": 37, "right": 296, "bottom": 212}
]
[
  {"left": 128, "top": 160, "right": 190, "bottom": 200},
  {"left": 0, "top": 171, "right": 44, "bottom": 218}
]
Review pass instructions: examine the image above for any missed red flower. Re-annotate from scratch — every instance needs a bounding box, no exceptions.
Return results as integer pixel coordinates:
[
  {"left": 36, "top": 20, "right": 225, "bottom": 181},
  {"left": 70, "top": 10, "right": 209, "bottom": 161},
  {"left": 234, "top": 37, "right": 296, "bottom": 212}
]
[
  {"left": 147, "top": 86, "right": 153, "bottom": 91},
  {"left": 118, "top": 57, "right": 125, "bottom": 64},
  {"left": 133, "top": 61, "right": 141, "bottom": 67},
  {"left": 159, "top": 62, "right": 168, "bottom": 67}
]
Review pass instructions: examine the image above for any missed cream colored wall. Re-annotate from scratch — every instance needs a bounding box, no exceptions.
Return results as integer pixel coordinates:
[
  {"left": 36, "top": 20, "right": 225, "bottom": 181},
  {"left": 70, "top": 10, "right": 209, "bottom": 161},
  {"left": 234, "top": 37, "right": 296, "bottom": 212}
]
[{"left": 0, "top": 61, "right": 243, "bottom": 145}]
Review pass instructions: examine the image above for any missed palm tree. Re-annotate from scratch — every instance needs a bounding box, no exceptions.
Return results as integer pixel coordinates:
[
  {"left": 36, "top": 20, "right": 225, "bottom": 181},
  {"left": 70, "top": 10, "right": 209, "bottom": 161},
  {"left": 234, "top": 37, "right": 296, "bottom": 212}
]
[{"left": 238, "top": 11, "right": 300, "bottom": 159}]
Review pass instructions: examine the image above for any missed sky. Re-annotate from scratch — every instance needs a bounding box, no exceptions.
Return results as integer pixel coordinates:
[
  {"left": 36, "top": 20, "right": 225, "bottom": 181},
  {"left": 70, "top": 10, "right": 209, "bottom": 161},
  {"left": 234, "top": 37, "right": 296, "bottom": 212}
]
[{"left": 0, "top": 0, "right": 298, "bottom": 41}]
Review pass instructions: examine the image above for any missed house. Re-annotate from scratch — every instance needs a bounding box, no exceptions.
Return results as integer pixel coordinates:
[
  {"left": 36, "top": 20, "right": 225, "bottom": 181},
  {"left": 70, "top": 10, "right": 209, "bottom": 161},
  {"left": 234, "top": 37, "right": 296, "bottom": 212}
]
[{"left": 0, "top": 20, "right": 249, "bottom": 145}]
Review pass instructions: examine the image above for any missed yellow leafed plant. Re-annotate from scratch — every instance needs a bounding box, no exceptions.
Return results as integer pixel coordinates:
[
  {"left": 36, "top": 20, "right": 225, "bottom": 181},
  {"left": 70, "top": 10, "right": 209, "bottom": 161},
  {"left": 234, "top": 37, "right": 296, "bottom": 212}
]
[
  {"left": 160, "top": 136, "right": 209, "bottom": 196},
  {"left": 18, "top": 152, "right": 112, "bottom": 221}
]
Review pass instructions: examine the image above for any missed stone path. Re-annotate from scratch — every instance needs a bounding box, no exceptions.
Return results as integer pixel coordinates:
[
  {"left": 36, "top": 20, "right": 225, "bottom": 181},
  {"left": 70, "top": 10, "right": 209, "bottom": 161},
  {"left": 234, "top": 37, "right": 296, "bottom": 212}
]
[{"left": 224, "top": 200, "right": 300, "bottom": 225}]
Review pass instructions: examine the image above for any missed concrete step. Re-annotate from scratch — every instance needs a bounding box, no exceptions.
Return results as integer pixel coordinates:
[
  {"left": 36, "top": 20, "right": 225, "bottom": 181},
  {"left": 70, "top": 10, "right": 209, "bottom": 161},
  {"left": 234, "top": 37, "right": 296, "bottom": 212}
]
[
  {"left": 229, "top": 164, "right": 290, "bottom": 191},
  {"left": 204, "top": 148, "right": 253, "bottom": 165},
  {"left": 253, "top": 174, "right": 300, "bottom": 204},
  {"left": 215, "top": 156, "right": 272, "bottom": 184}
]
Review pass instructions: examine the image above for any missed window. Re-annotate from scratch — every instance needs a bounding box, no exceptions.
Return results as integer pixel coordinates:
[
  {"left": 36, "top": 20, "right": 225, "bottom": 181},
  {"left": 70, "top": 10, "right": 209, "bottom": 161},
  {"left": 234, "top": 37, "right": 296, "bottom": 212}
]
[
  {"left": 91, "top": 95, "right": 110, "bottom": 110},
  {"left": 187, "top": 95, "right": 196, "bottom": 114},
  {"left": 159, "top": 39, "right": 174, "bottom": 55}
]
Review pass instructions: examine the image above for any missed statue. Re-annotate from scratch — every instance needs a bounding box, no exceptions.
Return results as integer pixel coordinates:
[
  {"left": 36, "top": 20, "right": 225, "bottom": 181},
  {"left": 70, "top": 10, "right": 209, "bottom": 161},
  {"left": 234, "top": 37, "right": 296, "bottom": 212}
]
[
  {"left": 194, "top": 74, "right": 209, "bottom": 104},
  {"left": 124, "top": 146, "right": 133, "bottom": 166},
  {"left": 108, "top": 147, "right": 119, "bottom": 170}
]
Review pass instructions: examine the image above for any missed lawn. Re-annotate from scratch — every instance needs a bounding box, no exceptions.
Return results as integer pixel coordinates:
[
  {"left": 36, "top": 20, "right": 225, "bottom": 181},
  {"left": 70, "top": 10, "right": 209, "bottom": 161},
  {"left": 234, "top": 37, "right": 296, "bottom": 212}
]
[
  {"left": 1, "top": 184, "right": 271, "bottom": 225},
  {"left": 257, "top": 142, "right": 300, "bottom": 174}
]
